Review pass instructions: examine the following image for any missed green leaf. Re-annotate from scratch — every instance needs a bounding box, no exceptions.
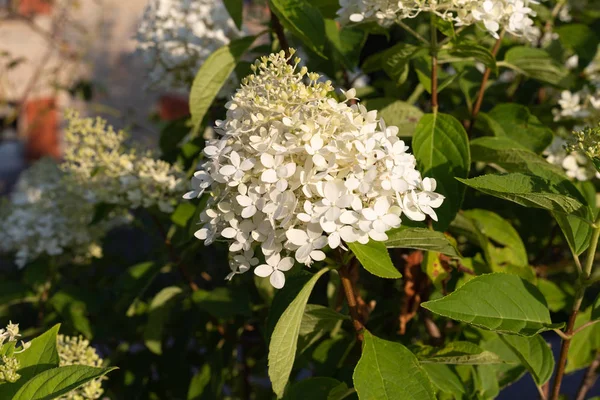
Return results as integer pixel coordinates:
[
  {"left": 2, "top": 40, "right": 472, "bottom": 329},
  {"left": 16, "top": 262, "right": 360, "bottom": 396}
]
[
  {"left": 537, "top": 279, "right": 567, "bottom": 313},
  {"left": 556, "top": 24, "right": 600, "bottom": 64},
  {"left": 298, "top": 304, "right": 348, "bottom": 353},
  {"left": 12, "top": 365, "right": 117, "bottom": 400},
  {"left": 268, "top": 268, "right": 330, "bottom": 398},
  {"left": 503, "top": 47, "right": 569, "bottom": 86},
  {"left": 485, "top": 104, "right": 554, "bottom": 154},
  {"left": 501, "top": 335, "right": 554, "bottom": 385},
  {"left": 223, "top": 0, "right": 243, "bottom": 30},
  {"left": 284, "top": 377, "right": 342, "bottom": 400},
  {"left": 269, "top": 0, "right": 326, "bottom": 58},
  {"left": 0, "top": 324, "right": 61, "bottom": 398},
  {"left": 479, "top": 333, "right": 528, "bottom": 388},
  {"left": 592, "top": 294, "right": 600, "bottom": 322},
  {"left": 353, "top": 330, "right": 436, "bottom": 400},
  {"left": 449, "top": 42, "right": 497, "bottom": 74},
  {"left": 416, "top": 341, "right": 504, "bottom": 365},
  {"left": 190, "top": 36, "right": 256, "bottom": 128},
  {"left": 171, "top": 202, "right": 197, "bottom": 227},
  {"left": 385, "top": 227, "right": 460, "bottom": 257},
  {"left": 324, "top": 19, "right": 365, "bottom": 68},
  {"left": 49, "top": 292, "right": 92, "bottom": 339},
  {"left": 413, "top": 112, "right": 470, "bottom": 230},
  {"left": 421, "top": 273, "right": 562, "bottom": 336},
  {"left": 422, "top": 364, "right": 465, "bottom": 398},
  {"left": 362, "top": 98, "right": 423, "bottom": 137},
  {"left": 567, "top": 306, "right": 600, "bottom": 372},
  {"left": 143, "top": 286, "right": 183, "bottom": 355},
  {"left": 347, "top": 241, "right": 400, "bottom": 279},
  {"left": 475, "top": 365, "right": 500, "bottom": 399},
  {"left": 361, "top": 43, "right": 418, "bottom": 74},
  {"left": 187, "top": 364, "right": 211, "bottom": 400},
  {"left": 115, "top": 262, "right": 163, "bottom": 313},
  {"left": 457, "top": 173, "right": 592, "bottom": 222},
  {"left": 192, "top": 287, "right": 252, "bottom": 319}
]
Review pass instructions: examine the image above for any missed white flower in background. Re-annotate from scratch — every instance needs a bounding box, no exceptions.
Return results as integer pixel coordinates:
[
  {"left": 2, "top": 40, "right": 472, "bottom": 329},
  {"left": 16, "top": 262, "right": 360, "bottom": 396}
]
[
  {"left": 136, "top": 0, "right": 241, "bottom": 91},
  {"left": 62, "top": 111, "right": 185, "bottom": 213},
  {"left": 185, "top": 50, "right": 444, "bottom": 288},
  {"left": 544, "top": 136, "right": 599, "bottom": 181},
  {"left": 0, "top": 159, "right": 126, "bottom": 267},
  {"left": 57, "top": 335, "right": 106, "bottom": 400},
  {"left": 337, "top": 0, "right": 540, "bottom": 41}
]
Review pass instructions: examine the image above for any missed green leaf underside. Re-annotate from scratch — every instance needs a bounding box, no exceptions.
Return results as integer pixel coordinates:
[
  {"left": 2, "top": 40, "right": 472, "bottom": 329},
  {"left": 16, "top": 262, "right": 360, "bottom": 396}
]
[
  {"left": 354, "top": 330, "right": 436, "bottom": 400},
  {"left": 416, "top": 341, "right": 504, "bottom": 365},
  {"left": 413, "top": 113, "right": 470, "bottom": 230},
  {"left": 501, "top": 335, "right": 554, "bottom": 385},
  {"left": 503, "top": 47, "right": 569, "bottom": 86},
  {"left": 269, "top": 268, "right": 331, "bottom": 398},
  {"left": 12, "top": 365, "right": 117, "bottom": 400},
  {"left": 268, "top": 0, "right": 326, "bottom": 57},
  {"left": 348, "top": 241, "right": 401, "bottom": 278},
  {"left": 567, "top": 307, "right": 600, "bottom": 373},
  {"left": 143, "top": 286, "right": 183, "bottom": 355},
  {"left": 421, "top": 273, "right": 562, "bottom": 336},
  {"left": 385, "top": 227, "right": 460, "bottom": 257},
  {"left": 190, "top": 36, "right": 256, "bottom": 127},
  {"left": 457, "top": 173, "right": 591, "bottom": 222},
  {"left": 422, "top": 364, "right": 465, "bottom": 398}
]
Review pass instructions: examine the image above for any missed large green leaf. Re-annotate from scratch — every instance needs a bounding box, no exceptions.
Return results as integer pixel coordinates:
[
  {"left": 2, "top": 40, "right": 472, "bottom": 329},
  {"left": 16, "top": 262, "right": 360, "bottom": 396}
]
[
  {"left": 269, "top": 268, "right": 330, "bottom": 398},
  {"left": 416, "top": 341, "right": 504, "bottom": 364},
  {"left": 413, "top": 113, "right": 470, "bottom": 230},
  {"left": 269, "top": 0, "right": 326, "bottom": 57},
  {"left": 449, "top": 42, "right": 497, "bottom": 74},
  {"left": 0, "top": 324, "right": 61, "bottom": 398},
  {"left": 12, "top": 365, "right": 117, "bottom": 400},
  {"left": 457, "top": 173, "right": 592, "bottom": 222},
  {"left": 567, "top": 306, "right": 600, "bottom": 373},
  {"left": 298, "top": 304, "right": 348, "bottom": 353},
  {"left": 385, "top": 227, "right": 460, "bottom": 257},
  {"left": 363, "top": 98, "right": 423, "bottom": 137},
  {"left": 501, "top": 335, "right": 554, "bottom": 385},
  {"left": 143, "top": 286, "right": 183, "bottom": 355},
  {"left": 324, "top": 19, "right": 365, "bottom": 68},
  {"left": 190, "top": 36, "right": 256, "bottom": 127},
  {"left": 284, "top": 377, "right": 343, "bottom": 400},
  {"left": 223, "top": 0, "right": 243, "bottom": 30},
  {"left": 556, "top": 24, "right": 600, "bottom": 64},
  {"left": 348, "top": 241, "right": 401, "bottom": 279},
  {"left": 422, "top": 273, "right": 562, "bottom": 336},
  {"left": 353, "top": 330, "right": 436, "bottom": 400},
  {"left": 422, "top": 364, "right": 465, "bottom": 398},
  {"left": 485, "top": 104, "right": 554, "bottom": 154},
  {"left": 503, "top": 47, "right": 569, "bottom": 87},
  {"left": 537, "top": 279, "right": 567, "bottom": 312}
]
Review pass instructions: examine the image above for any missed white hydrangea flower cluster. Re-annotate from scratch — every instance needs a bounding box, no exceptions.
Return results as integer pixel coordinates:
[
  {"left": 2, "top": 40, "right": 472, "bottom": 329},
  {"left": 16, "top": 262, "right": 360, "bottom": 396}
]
[
  {"left": 136, "top": 0, "right": 241, "bottom": 91},
  {"left": 553, "top": 89, "right": 600, "bottom": 123},
  {"left": 57, "top": 335, "right": 105, "bottom": 400},
  {"left": 0, "top": 159, "right": 124, "bottom": 267},
  {"left": 544, "top": 136, "right": 599, "bottom": 182},
  {"left": 62, "top": 111, "right": 185, "bottom": 213},
  {"left": 185, "top": 50, "right": 444, "bottom": 289},
  {"left": 337, "top": 0, "right": 540, "bottom": 40},
  {"left": 0, "top": 322, "right": 30, "bottom": 384}
]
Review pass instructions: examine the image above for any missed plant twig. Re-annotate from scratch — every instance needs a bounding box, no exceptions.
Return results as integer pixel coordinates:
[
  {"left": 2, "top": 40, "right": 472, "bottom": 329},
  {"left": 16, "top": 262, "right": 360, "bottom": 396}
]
[
  {"left": 269, "top": 10, "right": 290, "bottom": 58},
  {"left": 575, "top": 350, "right": 600, "bottom": 400},
  {"left": 430, "top": 14, "right": 439, "bottom": 110},
  {"left": 338, "top": 260, "right": 365, "bottom": 344},
  {"left": 397, "top": 20, "right": 429, "bottom": 45},
  {"left": 469, "top": 30, "right": 505, "bottom": 132},
  {"left": 150, "top": 214, "right": 201, "bottom": 291},
  {"left": 551, "top": 217, "right": 600, "bottom": 400}
]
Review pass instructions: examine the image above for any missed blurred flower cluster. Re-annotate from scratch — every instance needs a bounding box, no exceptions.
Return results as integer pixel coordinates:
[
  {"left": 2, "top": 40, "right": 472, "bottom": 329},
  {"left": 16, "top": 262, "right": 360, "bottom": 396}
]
[
  {"left": 62, "top": 111, "right": 185, "bottom": 213},
  {"left": 0, "top": 322, "right": 29, "bottom": 384},
  {"left": 57, "top": 335, "right": 106, "bottom": 400},
  {"left": 337, "top": 0, "right": 540, "bottom": 40},
  {"left": 136, "top": 0, "right": 241, "bottom": 91},
  {"left": 553, "top": 55, "right": 600, "bottom": 125},
  {"left": 185, "top": 50, "right": 443, "bottom": 288},
  {"left": 544, "top": 136, "right": 599, "bottom": 182},
  {"left": 0, "top": 112, "right": 184, "bottom": 267}
]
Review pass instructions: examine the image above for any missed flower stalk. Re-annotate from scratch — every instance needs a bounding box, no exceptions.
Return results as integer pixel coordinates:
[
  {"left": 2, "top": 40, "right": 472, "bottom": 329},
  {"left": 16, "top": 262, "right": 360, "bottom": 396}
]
[
  {"left": 430, "top": 14, "right": 439, "bottom": 111},
  {"left": 338, "top": 260, "right": 365, "bottom": 344}
]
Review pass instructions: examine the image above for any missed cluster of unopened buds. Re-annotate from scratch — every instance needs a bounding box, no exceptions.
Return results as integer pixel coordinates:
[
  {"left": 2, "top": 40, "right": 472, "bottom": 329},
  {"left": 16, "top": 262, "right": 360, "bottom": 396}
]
[
  {"left": 0, "top": 322, "right": 29, "bottom": 384},
  {"left": 185, "top": 50, "right": 444, "bottom": 288},
  {"left": 57, "top": 335, "right": 106, "bottom": 400},
  {"left": 337, "top": 0, "right": 540, "bottom": 41}
]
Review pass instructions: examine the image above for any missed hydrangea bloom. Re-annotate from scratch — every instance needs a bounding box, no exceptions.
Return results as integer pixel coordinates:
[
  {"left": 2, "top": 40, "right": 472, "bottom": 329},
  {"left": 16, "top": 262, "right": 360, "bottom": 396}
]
[
  {"left": 0, "top": 322, "right": 29, "bottom": 384},
  {"left": 544, "top": 136, "right": 599, "bottom": 182},
  {"left": 337, "top": 0, "right": 540, "bottom": 41},
  {"left": 0, "top": 158, "right": 124, "bottom": 267},
  {"left": 185, "top": 50, "right": 443, "bottom": 289},
  {"left": 62, "top": 111, "right": 185, "bottom": 213},
  {"left": 57, "top": 335, "right": 106, "bottom": 400},
  {"left": 136, "top": 0, "right": 241, "bottom": 91}
]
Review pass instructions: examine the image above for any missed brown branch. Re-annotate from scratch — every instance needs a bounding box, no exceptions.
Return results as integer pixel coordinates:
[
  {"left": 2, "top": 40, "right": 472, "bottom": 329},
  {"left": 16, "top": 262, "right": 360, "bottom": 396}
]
[
  {"left": 150, "top": 214, "right": 200, "bottom": 291},
  {"left": 469, "top": 31, "right": 505, "bottom": 133},
  {"left": 269, "top": 10, "right": 290, "bottom": 59},
  {"left": 550, "top": 300, "right": 582, "bottom": 400},
  {"left": 576, "top": 350, "right": 600, "bottom": 400},
  {"left": 338, "top": 259, "right": 365, "bottom": 344}
]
